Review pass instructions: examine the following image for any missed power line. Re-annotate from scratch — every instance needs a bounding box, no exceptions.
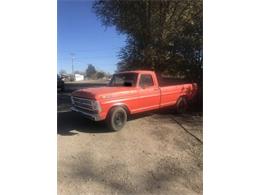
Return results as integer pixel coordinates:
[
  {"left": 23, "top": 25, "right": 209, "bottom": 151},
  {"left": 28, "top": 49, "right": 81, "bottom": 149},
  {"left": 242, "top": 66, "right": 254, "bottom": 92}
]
[
  {"left": 58, "top": 47, "right": 122, "bottom": 53},
  {"left": 58, "top": 55, "right": 119, "bottom": 60}
]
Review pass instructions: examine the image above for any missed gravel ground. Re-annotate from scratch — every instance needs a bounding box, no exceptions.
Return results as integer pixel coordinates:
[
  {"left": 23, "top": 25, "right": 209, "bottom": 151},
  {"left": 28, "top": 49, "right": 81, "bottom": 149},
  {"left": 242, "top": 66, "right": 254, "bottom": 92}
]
[{"left": 58, "top": 92, "right": 203, "bottom": 195}]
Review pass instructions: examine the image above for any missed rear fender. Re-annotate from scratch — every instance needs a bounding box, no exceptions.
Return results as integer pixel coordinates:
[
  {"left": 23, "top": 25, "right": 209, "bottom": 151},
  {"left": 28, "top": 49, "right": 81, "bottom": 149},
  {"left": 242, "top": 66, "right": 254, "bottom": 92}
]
[{"left": 180, "top": 84, "right": 197, "bottom": 99}]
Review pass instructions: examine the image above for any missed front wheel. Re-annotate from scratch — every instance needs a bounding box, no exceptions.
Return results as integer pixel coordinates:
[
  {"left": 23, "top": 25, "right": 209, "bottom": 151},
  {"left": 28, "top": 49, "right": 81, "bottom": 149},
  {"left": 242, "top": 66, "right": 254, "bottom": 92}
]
[
  {"left": 106, "top": 107, "right": 127, "bottom": 131},
  {"left": 176, "top": 96, "right": 189, "bottom": 114}
]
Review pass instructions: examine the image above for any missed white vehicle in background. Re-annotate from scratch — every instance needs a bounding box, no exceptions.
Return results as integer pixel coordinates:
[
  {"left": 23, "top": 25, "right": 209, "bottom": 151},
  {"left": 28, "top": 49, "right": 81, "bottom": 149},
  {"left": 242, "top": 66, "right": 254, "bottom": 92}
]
[{"left": 74, "top": 74, "right": 84, "bottom": 81}]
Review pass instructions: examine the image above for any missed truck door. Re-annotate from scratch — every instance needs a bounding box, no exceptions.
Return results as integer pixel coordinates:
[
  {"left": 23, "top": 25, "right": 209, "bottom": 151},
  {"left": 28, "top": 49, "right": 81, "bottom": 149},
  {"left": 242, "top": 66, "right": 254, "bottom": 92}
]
[{"left": 134, "top": 74, "right": 160, "bottom": 113}]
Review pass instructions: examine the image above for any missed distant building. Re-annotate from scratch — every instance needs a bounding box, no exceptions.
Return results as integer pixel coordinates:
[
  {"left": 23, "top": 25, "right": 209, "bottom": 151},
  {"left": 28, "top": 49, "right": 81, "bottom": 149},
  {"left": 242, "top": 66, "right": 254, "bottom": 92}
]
[{"left": 74, "top": 74, "right": 84, "bottom": 81}]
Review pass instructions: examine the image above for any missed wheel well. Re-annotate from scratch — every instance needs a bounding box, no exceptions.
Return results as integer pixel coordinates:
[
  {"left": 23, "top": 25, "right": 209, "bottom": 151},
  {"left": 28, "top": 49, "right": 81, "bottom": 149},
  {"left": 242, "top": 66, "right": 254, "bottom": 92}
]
[
  {"left": 177, "top": 95, "right": 188, "bottom": 102},
  {"left": 175, "top": 95, "right": 188, "bottom": 108},
  {"left": 108, "top": 104, "right": 130, "bottom": 117}
]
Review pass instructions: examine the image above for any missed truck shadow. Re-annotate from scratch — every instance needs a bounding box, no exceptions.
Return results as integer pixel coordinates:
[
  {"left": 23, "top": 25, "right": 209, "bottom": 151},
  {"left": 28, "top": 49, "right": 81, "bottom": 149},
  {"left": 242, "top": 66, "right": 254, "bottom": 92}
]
[
  {"left": 57, "top": 111, "right": 113, "bottom": 135},
  {"left": 57, "top": 110, "right": 158, "bottom": 136},
  {"left": 57, "top": 108, "right": 202, "bottom": 136}
]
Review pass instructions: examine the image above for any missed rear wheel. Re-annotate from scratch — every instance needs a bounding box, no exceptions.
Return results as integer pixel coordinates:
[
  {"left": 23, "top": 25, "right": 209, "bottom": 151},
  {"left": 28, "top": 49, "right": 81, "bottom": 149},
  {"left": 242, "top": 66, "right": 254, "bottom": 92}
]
[
  {"left": 176, "top": 96, "right": 189, "bottom": 114},
  {"left": 106, "top": 107, "right": 127, "bottom": 131}
]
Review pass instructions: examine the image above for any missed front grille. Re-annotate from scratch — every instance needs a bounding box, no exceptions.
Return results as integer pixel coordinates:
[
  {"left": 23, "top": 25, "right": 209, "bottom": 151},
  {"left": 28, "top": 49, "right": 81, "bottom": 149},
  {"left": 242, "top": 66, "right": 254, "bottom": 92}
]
[
  {"left": 74, "top": 106, "right": 98, "bottom": 114},
  {"left": 72, "top": 96, "right": 94, "bottom": 113}
]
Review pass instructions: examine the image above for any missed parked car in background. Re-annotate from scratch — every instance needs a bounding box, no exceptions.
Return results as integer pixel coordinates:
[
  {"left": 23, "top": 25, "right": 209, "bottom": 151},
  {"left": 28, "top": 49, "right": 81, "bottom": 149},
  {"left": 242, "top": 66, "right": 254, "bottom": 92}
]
[
  {"left": 71, "top": 70, "right": 198, "bottom": 131},
  {"left": 57, "top": 74, "right": 65, "bottom": 92},
  {"left": 74, "top": 74, "right": 84, "bottom": 81}
]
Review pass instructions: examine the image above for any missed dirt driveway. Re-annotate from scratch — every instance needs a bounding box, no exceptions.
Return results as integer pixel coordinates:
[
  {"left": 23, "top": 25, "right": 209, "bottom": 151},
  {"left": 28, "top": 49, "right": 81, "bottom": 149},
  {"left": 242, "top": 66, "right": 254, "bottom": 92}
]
[{"left": 58, "top": 92, "right": 203, "bottom": 195}]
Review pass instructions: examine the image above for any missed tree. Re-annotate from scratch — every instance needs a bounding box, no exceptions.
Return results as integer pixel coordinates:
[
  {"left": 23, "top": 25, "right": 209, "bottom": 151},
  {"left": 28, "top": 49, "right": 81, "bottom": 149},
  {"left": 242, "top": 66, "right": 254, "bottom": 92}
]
[
  {"left": 93, "top": 0, "right": 202, "bottom": 83},
  {"left": 59, "top": 69, "right": 67, "bottom": 75},
  {"left": 74, "top": 70, "right": 85, "bottom": 75},
  {"left": 96, "top": 71, "right": 105, "bottom": 79},
  {"left": 85, "top": 64, "right": 97, "bottom": 78}
]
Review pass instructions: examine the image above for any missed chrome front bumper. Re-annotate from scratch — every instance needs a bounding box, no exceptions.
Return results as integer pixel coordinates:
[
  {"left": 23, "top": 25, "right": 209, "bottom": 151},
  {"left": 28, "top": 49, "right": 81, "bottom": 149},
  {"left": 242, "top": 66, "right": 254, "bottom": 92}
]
[{"left": 71, "top": 106, "right": 102, "bottom": 121}]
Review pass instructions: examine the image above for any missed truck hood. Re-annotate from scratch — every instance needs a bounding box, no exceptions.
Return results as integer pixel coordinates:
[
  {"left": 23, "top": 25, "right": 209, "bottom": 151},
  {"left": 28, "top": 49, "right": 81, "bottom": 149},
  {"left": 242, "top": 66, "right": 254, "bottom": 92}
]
[{"left": 72, "top": 86, "right": 138, "bottom": 100}]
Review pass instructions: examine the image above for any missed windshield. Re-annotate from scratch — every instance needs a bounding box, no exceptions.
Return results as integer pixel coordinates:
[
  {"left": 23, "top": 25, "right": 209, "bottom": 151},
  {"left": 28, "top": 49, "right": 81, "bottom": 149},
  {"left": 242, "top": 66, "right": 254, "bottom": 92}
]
[{"left": 109, "top": 73, "right": 138, "bottom": 87}]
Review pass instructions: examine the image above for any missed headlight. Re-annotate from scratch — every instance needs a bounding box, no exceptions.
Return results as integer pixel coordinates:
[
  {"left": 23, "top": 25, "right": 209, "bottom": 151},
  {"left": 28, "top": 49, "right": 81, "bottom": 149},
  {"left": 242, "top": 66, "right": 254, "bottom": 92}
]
[{"left": 91, "top": 100, "right": 102, "bottom": 112}]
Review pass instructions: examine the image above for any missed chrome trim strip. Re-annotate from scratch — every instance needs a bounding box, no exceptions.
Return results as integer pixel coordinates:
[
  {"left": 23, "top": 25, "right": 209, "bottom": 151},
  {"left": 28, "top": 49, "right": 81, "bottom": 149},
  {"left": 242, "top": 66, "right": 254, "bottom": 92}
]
[
  {"left": 131, "top": 105, "right": 159, "bottom": 112},
  {"left": 71, "top": 107, "right": 101, "bottom": 121},
  {"left": 73, "top": 96, "right": 92, "bottom": 105},
  {"left": 73, "top": 104, "right": 94, "bottom": 112},
  {"left": 73, "top": 100, "right": 93, "bottom": 107},
  {"left": 161, "top": 92, "right": 177, "bottom": 96},
  {"left": 73, "top": 96, "right": 92, "bottom": 101},
  {"left": 104, "top": 94, "right": 160, "bottom": 104}
]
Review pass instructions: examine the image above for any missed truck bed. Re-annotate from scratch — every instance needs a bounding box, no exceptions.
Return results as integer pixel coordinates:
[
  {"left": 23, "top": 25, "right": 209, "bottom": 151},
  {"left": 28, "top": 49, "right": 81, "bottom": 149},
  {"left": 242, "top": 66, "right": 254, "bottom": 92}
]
[
  {"left": 158, "top": 77, "right": 191, "bottom": 87},
  {"left": 159, "top": 78, "right": 197, "bottom": 108}
]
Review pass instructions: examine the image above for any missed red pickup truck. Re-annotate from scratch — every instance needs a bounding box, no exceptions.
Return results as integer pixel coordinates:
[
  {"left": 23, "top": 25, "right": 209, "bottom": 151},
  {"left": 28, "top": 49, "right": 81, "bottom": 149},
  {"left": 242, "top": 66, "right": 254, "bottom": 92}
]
[{"left": 71, "top": 70, "right": 197, "bottom": 131}]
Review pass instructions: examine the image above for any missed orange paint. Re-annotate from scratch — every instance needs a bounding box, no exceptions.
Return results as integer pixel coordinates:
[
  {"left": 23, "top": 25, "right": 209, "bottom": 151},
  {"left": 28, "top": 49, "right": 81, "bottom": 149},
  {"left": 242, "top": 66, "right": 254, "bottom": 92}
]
[{"left": 71, "top": 70, "right": 197, "bottom": 121}]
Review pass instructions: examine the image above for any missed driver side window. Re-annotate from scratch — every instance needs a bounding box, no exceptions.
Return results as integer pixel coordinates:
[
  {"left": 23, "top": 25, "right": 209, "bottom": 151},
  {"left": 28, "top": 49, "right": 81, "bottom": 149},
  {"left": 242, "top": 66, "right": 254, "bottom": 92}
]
[{"left": 139, "top": 74, "right": 154, "bottom": 88}]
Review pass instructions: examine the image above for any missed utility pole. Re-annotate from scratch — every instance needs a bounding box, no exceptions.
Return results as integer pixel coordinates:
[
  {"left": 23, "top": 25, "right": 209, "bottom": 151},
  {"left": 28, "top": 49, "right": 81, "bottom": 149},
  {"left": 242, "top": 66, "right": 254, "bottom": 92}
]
[
  {"left": 71, "top": 53, "right": 75, "bottom": 75},
  {"left": 60, "top": 58, "right": 62, "bottom": 75}
]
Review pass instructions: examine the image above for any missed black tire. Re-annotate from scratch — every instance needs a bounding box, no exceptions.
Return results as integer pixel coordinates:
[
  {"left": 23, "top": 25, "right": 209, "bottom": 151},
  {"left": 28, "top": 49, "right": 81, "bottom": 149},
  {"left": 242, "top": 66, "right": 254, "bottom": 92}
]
[
  {"left": 106, "top": 107, "right": 127, "bottom": 131},
  {"left": 176, "top": 96, "right": 189, "bottom": 114}
]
